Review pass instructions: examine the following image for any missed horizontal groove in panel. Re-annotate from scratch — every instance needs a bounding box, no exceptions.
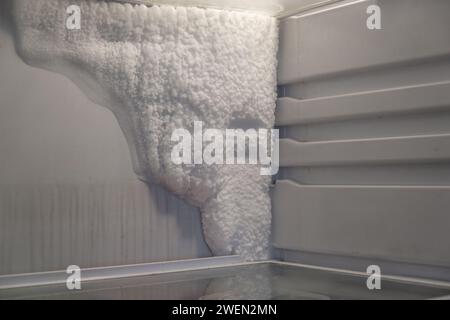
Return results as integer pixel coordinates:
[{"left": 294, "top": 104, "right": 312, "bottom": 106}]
[
  {"left": 272, "top": 180, "right": 450, "bottom": 266},
  {"left": 283, "top": 110, "right": 450, "bottom": 142},
  {"left": 276, "top": 82, "right": 450, "bottom": 126},
  {"left": 280, "top": 164, "right": 450, "bottom": 186},
  {"left": 278, "top": 0, "right": 450, "bottom": 84},
  {"left": 283, "top": 58, "right": 450, "bottom": 100},
  {"left": 279, "top": 134, "right": 450, "bottom": 167}
]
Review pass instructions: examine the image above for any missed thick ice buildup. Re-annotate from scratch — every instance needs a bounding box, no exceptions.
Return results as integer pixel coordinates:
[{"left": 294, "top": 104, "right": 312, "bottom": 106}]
[{"left": 11, "top": 0, "right": 278, "bottom": 260}]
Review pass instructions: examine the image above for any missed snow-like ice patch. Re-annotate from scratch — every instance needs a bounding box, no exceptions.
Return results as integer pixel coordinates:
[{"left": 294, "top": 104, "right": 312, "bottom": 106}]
[{"left": 10, "top": 0, "right": 278, "bottom": 260}]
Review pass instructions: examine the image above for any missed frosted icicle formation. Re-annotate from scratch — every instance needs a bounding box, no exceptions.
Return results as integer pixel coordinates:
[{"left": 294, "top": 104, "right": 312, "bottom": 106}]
[{"left": 11, "top": 0, "right": 278, "bottom": 260}]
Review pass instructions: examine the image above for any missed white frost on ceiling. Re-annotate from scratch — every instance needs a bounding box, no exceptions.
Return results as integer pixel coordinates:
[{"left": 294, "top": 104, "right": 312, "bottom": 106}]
[{"left": 114, "top": 0, "right": 341, "bottom": 17}]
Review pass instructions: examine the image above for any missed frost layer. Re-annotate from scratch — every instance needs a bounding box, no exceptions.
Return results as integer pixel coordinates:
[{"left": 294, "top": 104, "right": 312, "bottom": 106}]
[{"left": 11, "top": 0, "right": 278, "bottom": 260}]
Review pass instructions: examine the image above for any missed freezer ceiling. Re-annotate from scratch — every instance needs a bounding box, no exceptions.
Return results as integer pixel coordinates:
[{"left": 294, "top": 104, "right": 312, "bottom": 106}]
[{"left": 113, "top": 0, "right": 343, "bottom": 17}]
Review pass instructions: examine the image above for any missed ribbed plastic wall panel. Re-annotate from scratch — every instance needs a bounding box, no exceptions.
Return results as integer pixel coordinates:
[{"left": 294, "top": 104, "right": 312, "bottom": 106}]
[{"left": 273, "top": 0, "right": 450, "bottom": 267}]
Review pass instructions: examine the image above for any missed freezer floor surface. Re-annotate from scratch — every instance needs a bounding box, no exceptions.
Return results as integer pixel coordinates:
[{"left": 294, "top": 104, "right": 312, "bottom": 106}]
[{"left": 1, "top": 263, "right": 450, "bottom": 300}]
